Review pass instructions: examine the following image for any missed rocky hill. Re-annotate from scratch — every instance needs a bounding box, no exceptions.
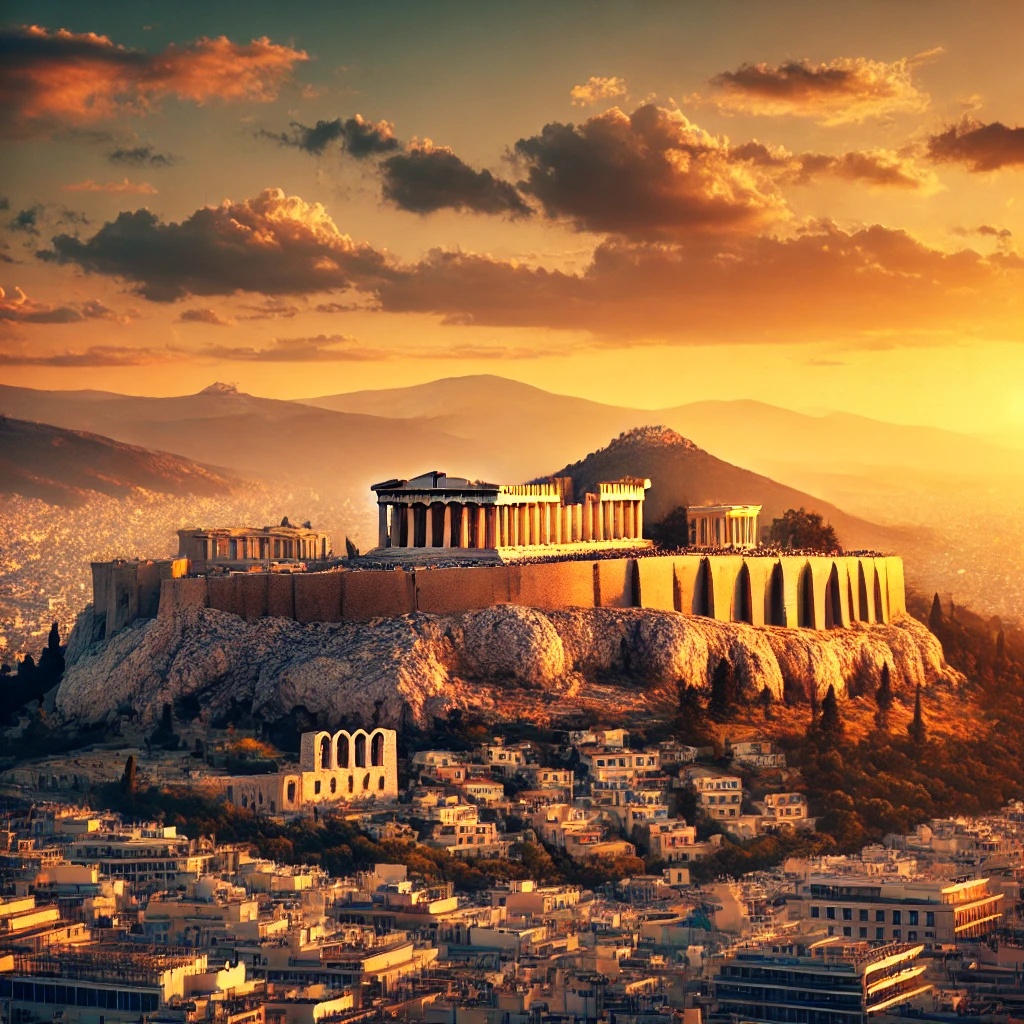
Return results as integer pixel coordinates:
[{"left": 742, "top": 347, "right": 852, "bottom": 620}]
[
  {"left": 548, "top": 426, "right": 903, "bottom": 551},
  {"left": 0, "top": 417, "right": 237, "bottom": 506},
  {"left": 56, "top": 602, "right": 960, "bottom": 733}
]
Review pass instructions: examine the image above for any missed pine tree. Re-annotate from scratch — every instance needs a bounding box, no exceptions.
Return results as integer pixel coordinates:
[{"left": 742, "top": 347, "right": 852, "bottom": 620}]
[
  {"left": 908, "top": 683, "right": 926, "bottom": 745},
  {"left": 121, "top": 754, "right": 137, "bottom": 795},
  {"left": 875, "top": 663, "right": 894, "bottom": 714},
  {"left": 709, "top": 658, "right": 735, "bottom": 721},
  {"left": 820, "top": 684, "right": 843, "bottom": 745},
  {"left": 928, "top": 593, "right": 943, "bottom": 635}
]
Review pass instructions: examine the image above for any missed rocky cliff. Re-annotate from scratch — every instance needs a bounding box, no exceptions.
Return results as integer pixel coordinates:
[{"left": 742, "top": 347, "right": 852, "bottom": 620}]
[{"left": 57, "top": 604, "right": 961, "bottom": 732}]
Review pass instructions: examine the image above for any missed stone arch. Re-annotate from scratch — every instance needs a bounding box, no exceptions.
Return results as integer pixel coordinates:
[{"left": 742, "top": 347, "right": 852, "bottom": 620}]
[
  {"left": 825, "top": 563, "right": 843, "bottom": 629},
  {"left": 319, "top": 734, "right": 333, "bottom": 771},
  {"left": 378, "top": 775, "right": 386, "bottom": 791},
  {"left": 873, "top": 568, "right": 886, "bottom": 624},
  {"left": 330, "top": 777, "right": 337, "bottom": 794},
  {"left": 354, "top": 732, "right": 367, "bottom": 768},
  {"left": 798, "top": 564, "right": 815, "bottom": 628},
  {"left": 334, "top": 732, "right": 350, "bottom": 769},
  {"left": 287, "top": 781, "right": 296, "bottom": 803},
  {"left": 733, "top": 563, "right": 752, "bottom": 624},
  {"left": 370, "top": 730, "right": 385, "bottom": 767},
  {"left": 766, "top": 562, "right": 786, "bottom": 625},
  {"left": 347, "top": 774, "right": 354, "bottom": 793},
  {"left": 694, "top": 558, "right": 714, "bottom": 617},
  {"left": 858, "top": 562, "right": 871, "bottom": 621}
]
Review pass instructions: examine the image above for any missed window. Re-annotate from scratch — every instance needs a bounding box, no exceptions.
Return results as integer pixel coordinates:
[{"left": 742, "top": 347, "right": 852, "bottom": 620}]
[
  {"left": 811, "top": 907, "right": 820, "bottom": 919},
  {"left": 314, "top": 781, "right": 321, "bottom": 795},
  {"left": 876, "top": 910, "right": 886, "bottom": 922},
  {"left": 926, "top": 912, "right": 935, "bottom": 927},
  {"left": 893, "top": 929, "right": 901, "bottom": 940},
  {"left": 859, "top": 910, "right": 869, "bottom": 922},
  {"left": 909, "top": 911, "right": 918, "bottom": 925},
  {"left": 330, "top": 777, "right": 337, "bottom": 794},
  {"left": 843, "top": 908, "right": 852, "bottom": 921},
  {"left": 859, "top": 927, "right": 868, "bottom": 939},
  {"left": 827, "top": 926, "right": 834, "bottom": 936},
  {"left": 908, "top": 931, "right": 917, "bottom": 940},
  {"left": 893, "top": 911, "right": 902, "bottom": 925},
  {"left": 876, "top": 927, "right": 885, "bottom": 940},
  {"left": 842, "top": 927, "right": 852, "bottom": 937},
  {"left": 826, "top": 907, "right": 836, "bottom": 920}
]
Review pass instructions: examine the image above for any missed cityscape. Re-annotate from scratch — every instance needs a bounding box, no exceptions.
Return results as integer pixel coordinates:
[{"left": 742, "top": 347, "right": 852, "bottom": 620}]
[{"left": 2, "top": 3, "right": 1024, "bottom": 1024}]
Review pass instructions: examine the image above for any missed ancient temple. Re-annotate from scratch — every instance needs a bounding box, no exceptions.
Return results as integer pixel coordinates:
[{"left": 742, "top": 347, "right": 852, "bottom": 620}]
[
  {"left": 370, "top": 471, "right": 652, "bottom": 553},
  {"left": 177, "top": 521, "right": 332, "bottom": 570},
  {"left": 687, "top": 504, "right": 762, "bottom": 550}
]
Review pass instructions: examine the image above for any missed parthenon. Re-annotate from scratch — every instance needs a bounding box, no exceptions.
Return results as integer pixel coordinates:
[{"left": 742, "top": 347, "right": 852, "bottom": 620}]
[
  {"left": 370, "top": 471, "right": 652, "bottom": 553},
  {"left": 177, "top": 520, "right": 332, "bottom": 570}
]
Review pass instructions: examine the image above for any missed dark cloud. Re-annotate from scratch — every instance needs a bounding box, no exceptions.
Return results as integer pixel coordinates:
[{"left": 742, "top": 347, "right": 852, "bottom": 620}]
[
  {"left": 37, "top": 187, "right": 394, "bottom": 302},
  {"left": 197, "top": 334, "right": 380, "bottom": 362},
  {"left": 0, "top": 25, "right": 308, "bottom": 139},
  {"left": 237, "top": 299, "right": 304, "bottom": 320},
  {"left": 927, "top": 118, "right": 1024, "bottom": 171},
  {"left": 0, "top": 344, "right": 176, "bottom": 366},
  {"left": 0, "top": 285, "right": 126, "bottom": 324},
  {"left": 8, "top": 205, "right": 43, "bottom": 234},
  {"left": 271, "top": 114, "right": 400, "bottom": 157},
  {"left": 375, "top": 225, "right": 1024, "bottom": 345},
  {"left": 513, "top": 104, "right": 785, "bottom": 240},
  {"left": 703, "top": 54, "right": 932, "bottom": 124},
  {"left": 0, "top": 197, "right": 9, "bottom": 210},
  {"left": 178, "top": 307, "right": 234, "bottom": 326},
  {"left": 731, "top": 141, "right": 932, "bottom": 189},
  {"left": 380, "top": 144, "right": 531, "bottom": 217},
  {"left": 107, "top": 144, "right": 180, "bottom": 167}
]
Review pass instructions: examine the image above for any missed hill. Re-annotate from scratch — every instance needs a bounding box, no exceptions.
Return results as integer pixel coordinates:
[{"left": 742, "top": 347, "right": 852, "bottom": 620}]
[
  {"left": 547, "top": 426, "right": 902, "bottom": 551},
  {"left": 0, "top": 417, "right": 237, "bottom": 506}
]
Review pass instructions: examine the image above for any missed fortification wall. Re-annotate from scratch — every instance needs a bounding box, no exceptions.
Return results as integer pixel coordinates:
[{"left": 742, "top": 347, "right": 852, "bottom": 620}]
[{"left": 105, "top": 552, "right": 908, "bottom": 637}]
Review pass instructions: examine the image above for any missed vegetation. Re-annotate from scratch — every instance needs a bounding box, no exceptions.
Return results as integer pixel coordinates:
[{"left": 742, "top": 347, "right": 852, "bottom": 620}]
[
  {"left": 0, "top": 621, "right": 65, "bottom": 722},
  {"left": 768, "top": 508, "right": 840, "bottom": 552},
  {"left": 646, "top": 505, "right": 690, "bottom": 549}
]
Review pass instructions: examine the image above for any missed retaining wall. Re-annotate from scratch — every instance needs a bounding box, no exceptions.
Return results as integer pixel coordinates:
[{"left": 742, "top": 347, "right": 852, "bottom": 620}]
[{"left": 102, "top": 552, "right": 909, "bottom": 636}]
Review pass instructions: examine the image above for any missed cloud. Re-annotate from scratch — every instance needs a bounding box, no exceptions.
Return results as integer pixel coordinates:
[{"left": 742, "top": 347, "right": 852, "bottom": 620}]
[
  {"left": 107, "top": 144, "right": 179, "bottom": 167},
  {"left": 178, "top": 307, "right": 235, "bottom": 326},
  {"left": 375, "top": 224, "right": 1024, "bottom": 345},
  {"left": 702, "top": 54, "right": 933, "bottom": 124},
  {"left": 0, "top": 284, "right": 127, "bottom": 324},
  {"left": 197, "top": 333, "right": 379, "bottom": 362},
  {"left": 0, "top": 25, "right": 308, "bottom": 139},
  {"left": 513, "top": 103, "right": 787, "bottom": 240},
  {"left": 380, "top": 141, "right": 532, "bottom": 217},
  {"left": 269, "top": 114, "right": 400, "bottom": 156},
  {"left": 0, "top": 343, "right": 177, "bottom": 366},
  {"left": 926, "top": 117, "right": 1024, "bottom": 172},
  {"left": 237, "top": 299, "right": 305, "bottom": 320},
  {"left": 731, "top": 141, "right": 935, "bottom": 189},
  {"left": 38, "top": 187, "right": 394, "bottom": 301},
  {"left": 63, "top": 177, "right": 158, "bottom": 194},
  {"left": 570, "top": 76, "right": 627, "bottom": 107}
]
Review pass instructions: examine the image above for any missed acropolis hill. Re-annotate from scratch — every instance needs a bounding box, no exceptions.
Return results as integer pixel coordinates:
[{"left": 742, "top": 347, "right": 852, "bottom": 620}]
[{"left": 52, "top": 446, "right": 959, "bottom": 736}]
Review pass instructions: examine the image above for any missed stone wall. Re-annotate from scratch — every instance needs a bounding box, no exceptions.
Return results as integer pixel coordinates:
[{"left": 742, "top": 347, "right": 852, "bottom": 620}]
[{"left": 141, "top": 553, "right": 907, "bottom": 633}]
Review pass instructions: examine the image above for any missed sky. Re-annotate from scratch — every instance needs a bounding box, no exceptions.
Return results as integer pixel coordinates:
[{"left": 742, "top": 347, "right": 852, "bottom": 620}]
[{"left": 2, "top": 0, "right": 1024, "bottom": 434}]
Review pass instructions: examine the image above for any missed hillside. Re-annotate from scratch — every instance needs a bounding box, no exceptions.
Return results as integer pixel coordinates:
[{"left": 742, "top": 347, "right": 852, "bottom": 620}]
[
  {"left": 547, "top": 426, "right": 903, "bottom": 551},
  {"left": 0, "top": 417, "right": 237, "bottom": 505}
]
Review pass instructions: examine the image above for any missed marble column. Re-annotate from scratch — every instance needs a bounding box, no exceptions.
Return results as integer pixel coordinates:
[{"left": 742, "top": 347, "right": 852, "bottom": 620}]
[
  {"left": 459, "top": 505, "right": 470, "bottom": 548},
  {"left": 389, "top": 505, "right": 401, "bottom": 548},
  {"left": 554, "top": 504, "right": 563, "bottom": 545},
  {"left": 475, "top": 507, "right": 486, "bottom": 548},
  {"left": 404, "top": 506, "right": 416, "bottom": 548},
  {"left": 442, "top": 504, "right": 452, "bottom": 547}
]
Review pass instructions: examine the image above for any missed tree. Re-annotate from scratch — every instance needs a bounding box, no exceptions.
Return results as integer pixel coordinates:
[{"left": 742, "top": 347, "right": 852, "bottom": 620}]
[
  {"left": 820, "top": 684, "right": 843, "bottom": 745},
  {"left": 344, "top": 537, "right": 359, "bottom": 559},
  {"left": 875, "top": 664, "right": 894, "bottom": 714},
  {"left": 760, "top": 686, "right": 774, "bottom": 720},
  {"left": 768, "top": 508, "right": 840, "bottom": 553},
  {"left": 995, "top": 629, "right": 1006, "bottom": 666},
  {"left": 36, "top": 621, "right": 65, "bottom": 692},
  {"left": 709, "top": 658, "right": 736, "bottom": 721},
  {"left": 647, "top": 506, "right": 690, "bottom": 549},
  {"left": 121, "top": 754, "right": 138, "bottom": 795},
  {"left": 908, "top": 683, "right": 926, "bottom": 745},
  {"left": 928, "top": 593, "right": 943, "bottom": 635}
]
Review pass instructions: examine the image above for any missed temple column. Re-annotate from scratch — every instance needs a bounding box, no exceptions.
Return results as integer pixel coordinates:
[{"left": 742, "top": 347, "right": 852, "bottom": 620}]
[
  {"left": 596, "top": 500, "right": 605, "bottom": 541},
  {"left": 442, "top": 504, "right": 452, "bottom": 547},
  {"left": 486, "top": 507, "right": 497, "bottom": 548},
  {"left": 614, "top": 501, "right": 623, "bottom": 539},
  {"left": 583, "top": 501, "right": 593, "bottom": 541},
  {"left": 403, "top": 506, "right": 414, "bottom": 548},
  {"left": 389, "top": 505, "right": 402, "bottom": 548},
  {"left": 426, "top": 503, "right": 439, "bottom": 547},
  {"left": 475, "top": 506, "right": 485, "bottom": 548},
  {"left": 459, "top": 505, "right": 470, "bottom": 548},
  {"left": 554, "top": 504, "right": 562, "bottom": 545}
]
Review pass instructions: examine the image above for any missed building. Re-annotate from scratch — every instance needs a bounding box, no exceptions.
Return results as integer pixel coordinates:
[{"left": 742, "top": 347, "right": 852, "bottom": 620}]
[
  {"left": 730, "top": 739, "right": 787, "bottom": 769},
  {"left": 370, "top": 471, "right": 651, "bottom": 553},
  {"left": 212, "top": 729, "right": 399, "bottom": 814},
  {"left": 761, "top": 792, "right": 809, "bottom": 822},
  {"left": 177, "top": 520, "right": 332, "bottom": 570},
  {"left": 67, "top": 827, "right": 214, "bottom": 887},
  {"left": 688, "top": 504, "right": 761, "bottom": 550},
  {"left": 687, "top": 772, "right": 744, "bottom": 820},
  {"left": 797, "top": 874, "right": 1004, "bottom": 945},
  {"left": 710, "top": 938, "right": 932, "bottom": 1022}
]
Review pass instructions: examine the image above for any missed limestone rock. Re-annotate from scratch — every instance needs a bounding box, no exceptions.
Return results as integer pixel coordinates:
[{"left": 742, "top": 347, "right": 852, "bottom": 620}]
[{"left": 57, "top": 603, "right": 962, "bottom": 731}]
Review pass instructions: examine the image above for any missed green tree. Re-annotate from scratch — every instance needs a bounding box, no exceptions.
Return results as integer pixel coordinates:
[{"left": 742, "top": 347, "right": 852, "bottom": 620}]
[
  {"left": 928, "top": 593, "right": 943, "bottom": 635},
  {"left": 908, "top": 683, "right": 926, "bottom": 745},
  {"left": 647, "top": 506, "right": 690, "bottom": 549},
  {"left": 709, "top": 658, "right": 736, "bottom": 721},
  {"left": 768, "top": 508, "right": 840, "bottom": 553},
  {"left": 820, "top": 684, "right": 843, "bottom": 745}
]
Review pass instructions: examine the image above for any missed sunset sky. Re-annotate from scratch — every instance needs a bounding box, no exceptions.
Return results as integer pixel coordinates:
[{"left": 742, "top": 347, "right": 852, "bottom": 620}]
[{"left": 2, "top": 0, "right": 1024, "bottom": 434}]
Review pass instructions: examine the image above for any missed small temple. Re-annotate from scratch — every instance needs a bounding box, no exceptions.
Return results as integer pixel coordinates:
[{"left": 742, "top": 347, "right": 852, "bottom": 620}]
[
  {"left": 177, "top": 519, "right": 332, "bottom": 571},
  {"left": 687, "top": 504, "right": 762, "bottom": 550},
  {"left": 369, "top": 471, "right": 652, "bottom": 556}
]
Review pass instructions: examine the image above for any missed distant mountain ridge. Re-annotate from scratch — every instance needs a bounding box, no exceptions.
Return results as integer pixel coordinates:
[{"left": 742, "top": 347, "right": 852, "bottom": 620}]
[{"left": 0, "top": 416, "right": 237, "bottom": 505}]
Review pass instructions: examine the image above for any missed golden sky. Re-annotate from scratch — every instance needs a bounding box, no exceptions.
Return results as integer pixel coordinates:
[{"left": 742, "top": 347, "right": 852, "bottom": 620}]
[{"left": 2, "top": 1, "right": 1024, "bottom": 433}]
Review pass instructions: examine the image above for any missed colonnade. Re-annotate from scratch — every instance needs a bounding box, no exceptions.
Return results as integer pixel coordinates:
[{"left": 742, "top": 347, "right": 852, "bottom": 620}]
[{"left": 376, "top": 496, "right": 647, "bottom": 550}]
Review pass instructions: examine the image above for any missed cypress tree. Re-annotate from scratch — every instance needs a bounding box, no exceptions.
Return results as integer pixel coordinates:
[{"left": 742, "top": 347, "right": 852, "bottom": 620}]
[
  {"left": 820, "top": 684, "right": 843, "bottom": 744},
  {"left": 760, "top": 686, "right": 774, "bottom": 720},
  {"left": 709, "top": 658, "right": 735, "bottom": 720},
  {"left": 995, "top": 629, "right": 1006, "bottom": 665},
  {"left": 121, "top": 754, "right": 137, "bottom": 795},
  {"left": 875, "top": 663, "right": 894, "bottom": 714},
  {"left": 908, "top": 683, "right": 926, "bottom": 745},
  {"left": 928, "top": 593, "right": 943, "bottom": 635}
]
